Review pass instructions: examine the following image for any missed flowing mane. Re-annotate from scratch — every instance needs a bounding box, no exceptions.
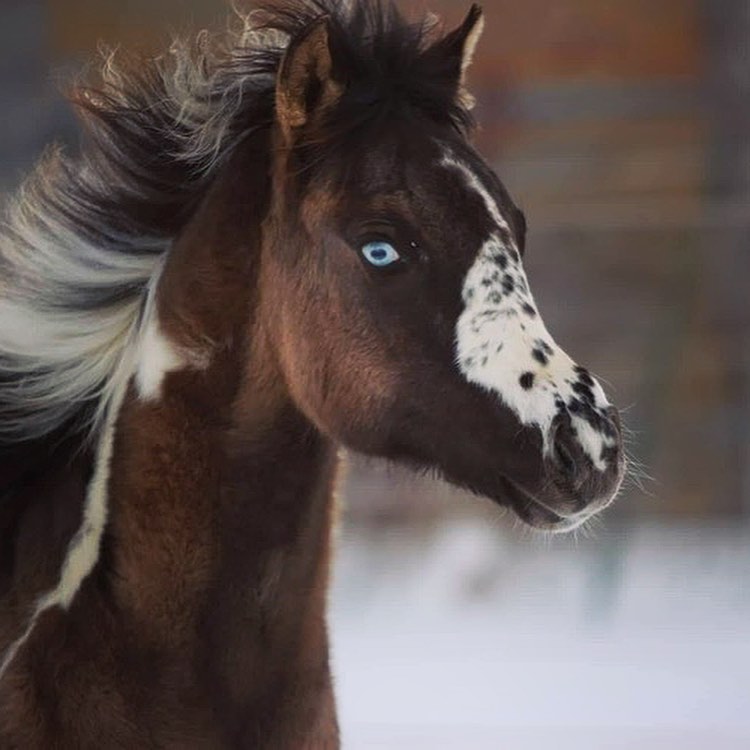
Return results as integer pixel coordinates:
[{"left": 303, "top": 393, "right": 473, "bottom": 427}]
[{"left": 0, "top": 0, "right": 472, "bottom": 449}]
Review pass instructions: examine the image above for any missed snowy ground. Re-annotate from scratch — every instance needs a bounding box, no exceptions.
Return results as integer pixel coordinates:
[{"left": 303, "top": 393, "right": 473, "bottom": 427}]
[{"left": 330, "top": 518, "right": 750, "bottom": 749}]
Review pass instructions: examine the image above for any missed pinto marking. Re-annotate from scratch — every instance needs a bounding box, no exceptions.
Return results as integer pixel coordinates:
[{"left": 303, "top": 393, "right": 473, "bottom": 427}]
[
  {"left": 0, "top": 363, "right": 128, "bottom": 683},
  {"left": 0, "top": 269, "right": 168, "bottom": 684},
  {"left": 135, "top": 314, "right": 189, "bottom": 400},
  {"left": 442, "top": 154, "right": 617, "bottom": 472}
]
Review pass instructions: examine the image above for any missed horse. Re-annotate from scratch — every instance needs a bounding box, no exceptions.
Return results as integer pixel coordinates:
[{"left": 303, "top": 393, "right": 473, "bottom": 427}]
[{"left": 0, "top": 0, "right": 625, "bottom": 746}]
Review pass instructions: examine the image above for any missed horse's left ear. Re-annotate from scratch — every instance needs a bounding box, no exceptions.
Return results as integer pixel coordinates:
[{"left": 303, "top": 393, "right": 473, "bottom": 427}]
[
  {"left": 275, "top": 17, "right": 343, "bottom": 142},
  {"left": 429, "top": 4, "right": 485, "bottom": 108}
]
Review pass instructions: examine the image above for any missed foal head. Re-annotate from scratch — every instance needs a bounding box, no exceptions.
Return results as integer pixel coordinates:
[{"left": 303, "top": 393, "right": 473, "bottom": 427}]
[{"left": 258, "top": 2, "right": 624, "bottom": 531}]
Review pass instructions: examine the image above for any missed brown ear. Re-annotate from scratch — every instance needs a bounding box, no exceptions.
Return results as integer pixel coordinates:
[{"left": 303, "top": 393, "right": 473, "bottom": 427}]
[
  {"left": 275, "top": 18, "right": 342, "bottom": 142},
  {"left": 430, "top": 4, "right": 485, "bottom": 108},
  {"left": 455, "top": 4, "right": 485, "bottom": 79}
]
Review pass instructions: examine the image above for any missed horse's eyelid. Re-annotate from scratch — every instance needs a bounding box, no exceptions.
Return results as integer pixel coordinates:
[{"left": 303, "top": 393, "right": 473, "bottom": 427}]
[{"left": 355, "top": 232, "right": 396, "bottom": 248}]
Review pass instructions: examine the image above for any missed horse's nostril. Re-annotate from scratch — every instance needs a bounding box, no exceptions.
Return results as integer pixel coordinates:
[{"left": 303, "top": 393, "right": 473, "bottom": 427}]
[
  {"left": 604, "top": 405, "right": 622, "bottom": 438},
  {"left": 550, "top": 416, "right": 583, "bottom": 482},
  {"left": 543, "top": 410, "right": 624, "bottom": 516},
  {"left": 554, "top": 436, "right": 576, "bottom": 477}
]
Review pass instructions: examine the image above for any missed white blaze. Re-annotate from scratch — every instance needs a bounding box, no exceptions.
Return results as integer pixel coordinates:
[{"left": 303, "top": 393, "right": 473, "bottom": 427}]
[{"left": 443, "top": 154, "right": 616, "bottom": 472}]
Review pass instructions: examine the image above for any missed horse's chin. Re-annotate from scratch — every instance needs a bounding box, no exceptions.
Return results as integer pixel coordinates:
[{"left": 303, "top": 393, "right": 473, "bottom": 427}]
[{"left": 497, "top": 477, "right": 599, "bottom": 534}]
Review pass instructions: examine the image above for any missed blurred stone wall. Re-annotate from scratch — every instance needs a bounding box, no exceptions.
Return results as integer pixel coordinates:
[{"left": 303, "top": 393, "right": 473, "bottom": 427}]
[
  {"left": 1, "top": 0, "right": 747, "bottom": 518},
  {"left": 48, "top": 0, "right": 221, "bottom": 56}
]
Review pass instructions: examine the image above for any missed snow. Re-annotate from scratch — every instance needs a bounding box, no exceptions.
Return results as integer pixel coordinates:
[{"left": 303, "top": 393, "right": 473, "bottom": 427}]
[{"left": 330, "top": 518, "right": 750, "bottom": 749}]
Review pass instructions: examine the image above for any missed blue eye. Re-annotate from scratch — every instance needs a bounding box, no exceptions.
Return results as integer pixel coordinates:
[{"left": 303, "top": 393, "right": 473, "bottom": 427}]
[{"left": 361, "top": 240, "right": 401, "bottom": 267}]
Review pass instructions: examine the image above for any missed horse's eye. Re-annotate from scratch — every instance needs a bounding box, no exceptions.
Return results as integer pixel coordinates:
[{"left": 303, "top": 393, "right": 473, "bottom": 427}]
[{"left": 361, "top": 240, "right": 401, "bottom": 268}]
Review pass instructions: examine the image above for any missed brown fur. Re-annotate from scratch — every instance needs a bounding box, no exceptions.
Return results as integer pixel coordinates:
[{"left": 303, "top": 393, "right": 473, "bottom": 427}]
[{"left": 0, "top": 136, "right": 339, "bottom": 747}]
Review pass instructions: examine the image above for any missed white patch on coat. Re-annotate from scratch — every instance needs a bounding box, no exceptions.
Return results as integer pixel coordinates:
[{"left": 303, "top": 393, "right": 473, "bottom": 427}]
[
  {"left": 0, "top": 266, "right": 165, "bottom": 684},
  {"left": 442, "top": 154, "right": 616, "bottom": 472},
  {"left": 135, "top": 315, "right": 188, "bottom": 400},
  {"left": 134, "top": 299, "right": 211, "bottom": 400},
  {"left": 0, "top": 349, "right": 129, "bottom": 683}
]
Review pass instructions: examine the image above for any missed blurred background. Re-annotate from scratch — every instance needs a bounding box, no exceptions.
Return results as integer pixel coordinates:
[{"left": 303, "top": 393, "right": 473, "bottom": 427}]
[{"left": 1, "top": 0, "right": 748, "bottom": 747}]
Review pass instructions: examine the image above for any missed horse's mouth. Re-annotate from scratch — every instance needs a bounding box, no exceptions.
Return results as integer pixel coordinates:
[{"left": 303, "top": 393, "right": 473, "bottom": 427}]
[{"left": 500, "top": 478, "right": 592, "bottom": 533}]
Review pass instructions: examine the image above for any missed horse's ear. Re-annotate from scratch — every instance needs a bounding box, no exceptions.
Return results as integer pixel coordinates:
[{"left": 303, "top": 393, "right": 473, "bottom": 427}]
[
  {"left": 429, "top": 4, "right": 485, "bottom": 108},
  {"left": 275, "top": 18, "right": 342, "bottom": 142}
]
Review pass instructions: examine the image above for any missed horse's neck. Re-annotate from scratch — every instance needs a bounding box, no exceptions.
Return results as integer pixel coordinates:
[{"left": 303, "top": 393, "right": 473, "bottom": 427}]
[
  {"left": 0, "top": 137, "right": 339, "bottom": 747},
  {"left": 108, "top": 366, "right": 337, "bottom": 719},
  {"left": 104, "top": 140, "right": 338, "bottom": 738}
]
